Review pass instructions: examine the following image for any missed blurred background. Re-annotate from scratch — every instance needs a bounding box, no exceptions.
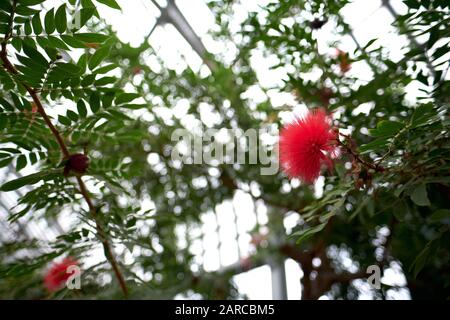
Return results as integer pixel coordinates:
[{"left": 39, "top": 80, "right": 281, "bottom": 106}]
[{"left": 0, "top": 0, "right": 449, "bottom": 300}]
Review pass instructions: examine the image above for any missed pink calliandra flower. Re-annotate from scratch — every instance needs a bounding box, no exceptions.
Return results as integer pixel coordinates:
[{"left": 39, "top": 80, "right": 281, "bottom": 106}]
[
  {"left": 44, "top": 257, "right": 78, "bottom": 292},
  {"left": 279, "top": 109, "right": 340, "bottom": 183}
]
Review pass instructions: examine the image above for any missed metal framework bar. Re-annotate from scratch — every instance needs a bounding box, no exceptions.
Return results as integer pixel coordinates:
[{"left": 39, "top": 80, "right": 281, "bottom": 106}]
[{"left": 150, "top": 0, "right": 216, "bottom": 70}]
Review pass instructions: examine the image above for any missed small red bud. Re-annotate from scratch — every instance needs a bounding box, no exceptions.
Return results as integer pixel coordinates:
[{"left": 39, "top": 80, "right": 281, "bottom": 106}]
[
  {"left": 64, "top": 153, "right": 89, "bottom": 176},
  {"left": 355, "top": 178, "right": 364, "bottom": 189}
]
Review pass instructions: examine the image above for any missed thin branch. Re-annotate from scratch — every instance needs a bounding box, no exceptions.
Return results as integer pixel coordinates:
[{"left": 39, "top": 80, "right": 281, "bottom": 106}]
[
  {"left": 337, "top": 133, "right": 382, "bottom": 171},
  {"left": 382, "top": 0, "right": 436, "bottom": 78},
  {"left": 2, "top": 0, "right": 17, "bottom": 43},
  {"left": 335, "top": 12, "right": 379, "bottom": 74}
]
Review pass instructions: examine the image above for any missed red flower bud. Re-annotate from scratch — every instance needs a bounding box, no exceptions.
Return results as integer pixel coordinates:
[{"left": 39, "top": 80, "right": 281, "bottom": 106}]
[{"left": 64, "top": 153, "right": 89, "bottom": 176}]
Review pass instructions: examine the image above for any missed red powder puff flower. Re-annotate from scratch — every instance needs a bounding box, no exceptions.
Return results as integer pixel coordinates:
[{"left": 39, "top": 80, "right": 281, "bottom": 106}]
[
  {"left": 279, "top": 109, "right": 339, "bottom": 183},
  {"left": 336, "top": 49, "right": 351, "bottom": 73},
  {"left": 44, "top": 257, "right": 79, "bottom": 292},
  {"left": 318, "top": 87, "right": 333, "bottom": 107}
]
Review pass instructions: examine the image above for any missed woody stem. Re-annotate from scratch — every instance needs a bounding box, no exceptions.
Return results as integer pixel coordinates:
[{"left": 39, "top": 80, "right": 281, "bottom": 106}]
[{"left": 337, "top": 133, "right": 380, "bottom": 171}]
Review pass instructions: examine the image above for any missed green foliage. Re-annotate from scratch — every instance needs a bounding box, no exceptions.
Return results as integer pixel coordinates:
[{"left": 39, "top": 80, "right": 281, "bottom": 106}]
[{"left": 0, "top": 0, "right": 449, "bottom": 300}]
